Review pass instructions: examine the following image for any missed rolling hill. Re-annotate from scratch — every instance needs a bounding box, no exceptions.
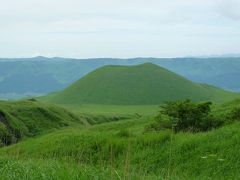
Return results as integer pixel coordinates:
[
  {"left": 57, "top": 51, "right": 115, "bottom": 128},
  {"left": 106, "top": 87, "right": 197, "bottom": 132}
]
[
  {"left": 1, "top": 57, "right": 240, "bottom": 100},
  {"left": 0, "top": 100, "right": 83, "bottom": 146},
  {"left": 41, "top": 63, "right": 240, "bottom": 105}
]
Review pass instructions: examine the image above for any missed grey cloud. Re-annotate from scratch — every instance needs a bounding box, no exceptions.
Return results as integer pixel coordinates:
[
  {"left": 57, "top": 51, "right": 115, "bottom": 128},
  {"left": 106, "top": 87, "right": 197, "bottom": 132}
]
[{"left": 217, "top": 0, "right": 240, "bottom": 20}]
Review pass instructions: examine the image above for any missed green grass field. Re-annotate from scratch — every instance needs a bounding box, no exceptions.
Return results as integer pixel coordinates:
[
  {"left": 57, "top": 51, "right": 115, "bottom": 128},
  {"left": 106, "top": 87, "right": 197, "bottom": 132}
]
[
  {"left": 1, "top": 114, "right": 240, "bottom": 179},
  {"left": 0, "top": 99, "right": 240, "bottom": 179},
  {"left": 66, "top": 104, "right": 159, "bottom": 116}
]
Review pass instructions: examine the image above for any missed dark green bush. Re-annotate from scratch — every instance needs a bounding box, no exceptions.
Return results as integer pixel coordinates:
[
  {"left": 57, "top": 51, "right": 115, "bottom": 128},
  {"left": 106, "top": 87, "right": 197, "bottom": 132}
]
[
  {"left": 0, "top": 123, "right": 14, "bottom": 146},
  {"left": 229, "top": 108, "right": 240, "bottom": 120},
  {"left": 28, "top": 98, "right": 37, "bottom": 102},
  {"left": 148, "top": 100, "right": 223, "bottom": 133}
]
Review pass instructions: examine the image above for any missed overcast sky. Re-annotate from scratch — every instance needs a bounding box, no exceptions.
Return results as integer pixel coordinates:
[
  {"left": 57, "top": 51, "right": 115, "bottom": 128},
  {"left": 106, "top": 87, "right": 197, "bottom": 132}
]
[{"left": 0, "top": 0, "right": 240, "bottom": 58}]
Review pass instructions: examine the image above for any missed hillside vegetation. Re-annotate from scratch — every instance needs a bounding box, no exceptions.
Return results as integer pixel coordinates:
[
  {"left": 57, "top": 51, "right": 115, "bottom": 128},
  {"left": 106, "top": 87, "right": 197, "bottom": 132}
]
[
  {"left": 41, "top": 63, "right": 240, "bottom": 105},
  {"left": 0, "top": 100, "right": 83, "bottom": 146},
  {"left": 1, "top": 110, "right": 240, "bottom": 179}
]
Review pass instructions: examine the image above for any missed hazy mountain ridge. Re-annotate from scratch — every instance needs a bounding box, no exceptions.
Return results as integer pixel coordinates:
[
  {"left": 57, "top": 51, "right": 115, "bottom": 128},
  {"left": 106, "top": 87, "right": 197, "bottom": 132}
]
[
  {"left": 0, "top": 56, "right": 240, "bottom": 99},
  {"left": 40, "top": 63, "right": 240, "bottom": 105}
]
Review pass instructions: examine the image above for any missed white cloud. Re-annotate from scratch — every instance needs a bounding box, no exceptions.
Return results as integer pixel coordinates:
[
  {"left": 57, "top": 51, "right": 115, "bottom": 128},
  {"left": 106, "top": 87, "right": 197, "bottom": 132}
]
[{"left": 0, "top": 0, "right": 239, "bottom": 58}]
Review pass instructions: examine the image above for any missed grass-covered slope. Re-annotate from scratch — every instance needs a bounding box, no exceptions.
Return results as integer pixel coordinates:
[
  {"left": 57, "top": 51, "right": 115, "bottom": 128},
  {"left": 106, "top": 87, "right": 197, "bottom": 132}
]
[
  {"left": 41, "top": 63, "right": 239, "bottom": 105},
  {"left": 0, "top": 100, "right": 83, "bottom": 146},
  {"left": 1, "top": 116, "right": 240, "bottom": 179},
  {"left": 0, "top": 99, "right": 239, "bottom": 179}
]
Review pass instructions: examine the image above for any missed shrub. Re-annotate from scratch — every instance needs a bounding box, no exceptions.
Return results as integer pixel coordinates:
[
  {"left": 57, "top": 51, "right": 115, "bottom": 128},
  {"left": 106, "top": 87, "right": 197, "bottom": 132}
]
[
  {"left": 145, "top": 115, "right": 172, "bottom": 132},
  {"left": 0, "top": 123, "right": 14, "bottom": 146},
  {"left": 28, "top": 98, "right": 37, "bottom": 102},
  {"left": 229, "top": 108, "right": 240, "bottom": 121},
  {"left": 148, "top": 100, "right": 222, "bottom": 133}
]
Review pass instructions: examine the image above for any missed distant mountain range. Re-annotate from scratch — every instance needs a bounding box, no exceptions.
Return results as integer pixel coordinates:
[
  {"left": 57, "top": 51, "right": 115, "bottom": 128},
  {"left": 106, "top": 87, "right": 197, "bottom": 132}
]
[
  {"left": 193, "top": 54, "right": 240, "bottom": 58},
  {"left": 0, "top": 56, "right": 240, "bottom": 99},
  {"left": 40, "top": 63, "right": 239, "bottom": 105}
]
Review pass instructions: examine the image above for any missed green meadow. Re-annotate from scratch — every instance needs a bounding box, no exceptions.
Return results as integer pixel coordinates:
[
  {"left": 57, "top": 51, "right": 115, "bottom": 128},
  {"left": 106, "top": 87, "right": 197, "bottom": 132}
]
[
  {"left": 1, "top": 108, "right": 240, "bottom": 179},
  {"left": 65, "top": 104, "right": 159, "bottom": 116},
  {"left": 0, "top": 98, "right": 239, "bottom": 179}
]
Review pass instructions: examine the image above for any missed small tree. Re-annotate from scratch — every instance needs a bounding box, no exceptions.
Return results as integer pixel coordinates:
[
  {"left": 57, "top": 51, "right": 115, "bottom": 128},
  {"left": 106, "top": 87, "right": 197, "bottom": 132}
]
[
  {"left": 229, "top": 108, "right": 240, "bottom": 121},
  {"left": 161, "top": 100, "right": 215, "bottom": 132},
  {"left": 149, "top": 100, "right": 222, "bottom": 133}
]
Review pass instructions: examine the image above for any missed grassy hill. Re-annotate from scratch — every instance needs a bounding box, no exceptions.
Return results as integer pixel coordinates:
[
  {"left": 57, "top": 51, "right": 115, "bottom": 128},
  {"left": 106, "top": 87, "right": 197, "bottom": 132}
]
[
  {"left": 0, "top": 100, "right": 83, "bottom": 146},
  {"left": 1, "top": 57, "right": 240, "bottom": 100},
  {"left": 41, "top": 63, "right": 240, "bottom": 105}
]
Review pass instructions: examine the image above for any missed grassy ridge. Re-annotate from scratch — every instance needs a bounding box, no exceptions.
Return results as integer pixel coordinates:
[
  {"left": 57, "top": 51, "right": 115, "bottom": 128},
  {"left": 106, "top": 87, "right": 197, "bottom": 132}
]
[
  {"left": 41, "top": 63, "right": 240, "bottom": 105},
  {"left": 0, "top": 100, "right": 83, "bottom": 146}
]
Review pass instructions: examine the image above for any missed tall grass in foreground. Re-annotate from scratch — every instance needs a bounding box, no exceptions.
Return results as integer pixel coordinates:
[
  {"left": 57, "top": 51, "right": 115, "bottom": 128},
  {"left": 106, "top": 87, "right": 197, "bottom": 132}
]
[
  {"left": 1, "top": 116, "right": 240, "bottom": 179},
  {"left": 0, "top": 157, "right": 165, "bottom": 180}
]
